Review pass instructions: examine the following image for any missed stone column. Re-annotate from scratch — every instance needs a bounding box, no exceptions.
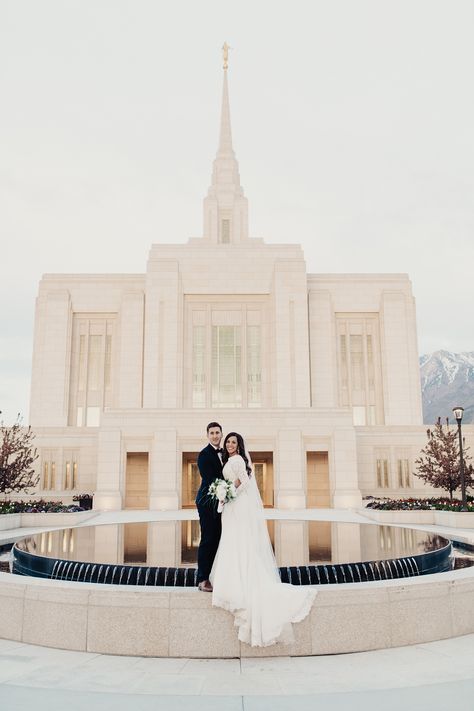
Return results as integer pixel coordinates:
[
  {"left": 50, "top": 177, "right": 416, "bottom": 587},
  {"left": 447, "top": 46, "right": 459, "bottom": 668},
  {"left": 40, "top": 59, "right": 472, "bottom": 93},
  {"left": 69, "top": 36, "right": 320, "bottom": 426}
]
[
  {"left": 117, "top": 291, "right": 144, "bottom": 409},
  {"left": 93, "top": 429, "right": 122, "bottom": 510},
  {"left": 275, "top": 429, "right": 306, "bottom": 508},
  {"left": 272, "top": 260, "right": 311, "bottom": 408},
  {"left": 331, "top": 426, "right": 362, "bottom": 508},
  {"left": 308, "top": 289, "right": 338, "bottom": 408},
  {"left": 149, "top": 429, "right": 179, "bottom": 510},
  {"left": 30, "top": 289, "right": 72, "bottom": 427},
  {"left": 380, "top": 290, "right": 422, "bottom": 425},
  {"left": 143, "top": 258, "right": 180, "bottom": 409}
]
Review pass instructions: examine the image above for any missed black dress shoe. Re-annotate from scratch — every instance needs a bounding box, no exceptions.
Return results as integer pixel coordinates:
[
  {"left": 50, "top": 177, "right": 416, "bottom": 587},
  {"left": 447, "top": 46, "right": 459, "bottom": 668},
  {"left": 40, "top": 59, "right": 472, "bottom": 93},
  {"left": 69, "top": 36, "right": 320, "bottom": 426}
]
[{"left": 198, "top": 580, "right": 213, "bottom": 592}]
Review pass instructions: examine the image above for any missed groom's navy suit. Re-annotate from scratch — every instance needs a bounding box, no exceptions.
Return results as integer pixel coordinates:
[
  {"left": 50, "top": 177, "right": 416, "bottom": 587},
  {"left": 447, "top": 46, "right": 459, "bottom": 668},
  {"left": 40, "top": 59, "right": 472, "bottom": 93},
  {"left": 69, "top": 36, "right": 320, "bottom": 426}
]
[{"left": 196, "top": 443, "right": 224, "bottom": 583}]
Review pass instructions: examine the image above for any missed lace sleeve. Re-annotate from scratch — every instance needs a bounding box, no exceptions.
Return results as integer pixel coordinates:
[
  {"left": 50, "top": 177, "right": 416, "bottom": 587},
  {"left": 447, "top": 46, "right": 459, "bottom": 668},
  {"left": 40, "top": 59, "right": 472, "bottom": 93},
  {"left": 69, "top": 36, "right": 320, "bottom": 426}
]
[{"left": 229, "top": 455, "right": 250, "bottom": 494}]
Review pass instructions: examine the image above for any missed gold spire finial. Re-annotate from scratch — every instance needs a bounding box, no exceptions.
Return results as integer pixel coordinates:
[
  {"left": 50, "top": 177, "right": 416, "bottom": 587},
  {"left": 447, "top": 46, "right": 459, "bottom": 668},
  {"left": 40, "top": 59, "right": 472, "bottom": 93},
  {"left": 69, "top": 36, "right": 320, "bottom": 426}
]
[{"left": 222, "top": 42, "right": 231, "bottom": 70}]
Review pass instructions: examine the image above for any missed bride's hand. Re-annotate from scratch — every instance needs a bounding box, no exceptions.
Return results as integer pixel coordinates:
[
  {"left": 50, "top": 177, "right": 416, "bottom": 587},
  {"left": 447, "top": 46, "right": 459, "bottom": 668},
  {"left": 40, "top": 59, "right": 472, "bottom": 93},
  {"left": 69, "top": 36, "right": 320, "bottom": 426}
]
[{"left": 235, "top": 478, "right": 241, "bottom": 488}]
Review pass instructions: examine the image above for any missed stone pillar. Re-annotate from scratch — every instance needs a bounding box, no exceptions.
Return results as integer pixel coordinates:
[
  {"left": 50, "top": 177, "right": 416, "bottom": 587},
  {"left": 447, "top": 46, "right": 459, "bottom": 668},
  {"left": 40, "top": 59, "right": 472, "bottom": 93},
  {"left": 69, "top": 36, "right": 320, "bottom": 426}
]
[
  {"left": 143, "top": 258, "right": 180, "bottom": 409},
  {"left": 275, "top": 429, "right": 306, "bottom": 508},
  {"left": 30, "top": 289, "right": 72, "bottom": 427},
  {"left": 117, "top": 291, "right": 144, "bottom": 409},
  {"left": 331, "top": 426, "right": 362, "bottom": 508},
  {"left": 308, "top": 289, "right": 337, "bottom": 408},
  {"left": 380, "top": 290, "right": 422, "bottom": 425},
  {"left": 149, "top": 429, "right": 179, "bottom": 510},
  {"left": 93, "top": 429, "right": 122, "bottom": 510},
  {"left": 272, "top": 260, "right": 311, "bottom": 408}
]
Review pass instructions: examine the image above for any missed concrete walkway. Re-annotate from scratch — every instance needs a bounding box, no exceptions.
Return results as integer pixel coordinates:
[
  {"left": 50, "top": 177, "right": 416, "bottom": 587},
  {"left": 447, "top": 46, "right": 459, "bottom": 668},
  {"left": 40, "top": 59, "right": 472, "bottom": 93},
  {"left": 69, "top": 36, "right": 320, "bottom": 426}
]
[{"left": 1, "top": 634, "right": 474, "bottom": 710}]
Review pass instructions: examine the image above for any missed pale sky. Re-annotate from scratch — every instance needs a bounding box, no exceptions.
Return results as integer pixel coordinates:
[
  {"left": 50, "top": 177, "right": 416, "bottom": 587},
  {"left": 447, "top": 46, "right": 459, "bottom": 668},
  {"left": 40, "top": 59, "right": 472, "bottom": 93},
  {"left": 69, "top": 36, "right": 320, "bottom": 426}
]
[{"left": 1, "top": 0, "right": 474, "bottom": 424}]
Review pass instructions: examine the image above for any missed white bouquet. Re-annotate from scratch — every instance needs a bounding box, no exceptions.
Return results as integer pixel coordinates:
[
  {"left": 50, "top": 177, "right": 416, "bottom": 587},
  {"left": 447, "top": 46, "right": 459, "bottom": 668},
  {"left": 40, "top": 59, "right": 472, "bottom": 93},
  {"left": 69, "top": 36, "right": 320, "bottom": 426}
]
[{"left": 208, "top": 478, "right": 237, "bottom": 513}]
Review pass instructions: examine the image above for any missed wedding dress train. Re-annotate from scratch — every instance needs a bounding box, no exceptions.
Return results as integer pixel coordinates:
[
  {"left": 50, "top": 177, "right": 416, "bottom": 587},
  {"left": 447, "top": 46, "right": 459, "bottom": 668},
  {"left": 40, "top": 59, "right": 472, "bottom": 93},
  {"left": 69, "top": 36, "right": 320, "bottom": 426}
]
[{"left": 210, "top": 454, "right": 317, "bottom": 647}]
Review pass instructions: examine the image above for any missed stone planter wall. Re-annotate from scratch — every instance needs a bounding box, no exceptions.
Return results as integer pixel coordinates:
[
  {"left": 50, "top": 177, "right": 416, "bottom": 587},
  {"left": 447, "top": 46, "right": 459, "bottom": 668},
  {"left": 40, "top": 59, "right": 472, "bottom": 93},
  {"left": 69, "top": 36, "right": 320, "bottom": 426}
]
[
  {"left": 361, "top": 508, "right": 474, "bottom": 529},
  {"left": 433, "top": 510, "right": 474, "bottom": 529},
  {"left": 0, "top": 511, "right": 97, "bottom": 532},
  {"left": 0, "top": 514, "right": 21, "bottom": 531},
  {"left": 19, "top": 511, "right": 97, "bottom": 527},
  {"left": 360, "top": 510, "right": 436, "bottom": 525}
]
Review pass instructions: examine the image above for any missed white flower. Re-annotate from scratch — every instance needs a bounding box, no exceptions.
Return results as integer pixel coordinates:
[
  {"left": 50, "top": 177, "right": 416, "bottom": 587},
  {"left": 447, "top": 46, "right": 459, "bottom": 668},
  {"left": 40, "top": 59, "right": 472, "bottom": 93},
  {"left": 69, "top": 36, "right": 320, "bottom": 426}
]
[{"left": 216, "top": 482, "right": 227, "bottom": 500}]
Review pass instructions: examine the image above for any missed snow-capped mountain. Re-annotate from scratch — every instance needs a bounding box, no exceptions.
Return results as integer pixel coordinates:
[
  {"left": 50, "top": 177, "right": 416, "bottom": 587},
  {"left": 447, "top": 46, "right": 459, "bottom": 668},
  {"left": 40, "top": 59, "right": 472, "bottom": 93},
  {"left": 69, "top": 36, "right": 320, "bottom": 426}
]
[{"left": 420, "top": 350, "right": 474, "bottom": 424}]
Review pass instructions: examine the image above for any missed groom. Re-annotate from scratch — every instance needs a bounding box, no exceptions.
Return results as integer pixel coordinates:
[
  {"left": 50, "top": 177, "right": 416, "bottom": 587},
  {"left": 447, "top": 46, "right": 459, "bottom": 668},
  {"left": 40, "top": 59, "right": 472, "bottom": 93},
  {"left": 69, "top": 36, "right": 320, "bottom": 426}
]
[{"left": 195, "top": 421, "right": 224, "bottom": 592}]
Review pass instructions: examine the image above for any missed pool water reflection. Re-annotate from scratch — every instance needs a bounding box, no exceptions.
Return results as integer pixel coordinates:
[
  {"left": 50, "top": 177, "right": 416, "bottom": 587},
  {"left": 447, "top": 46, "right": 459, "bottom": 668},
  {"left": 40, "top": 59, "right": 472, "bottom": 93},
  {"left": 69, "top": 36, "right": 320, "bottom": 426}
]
[{"left": 14, "top": 519, "right": 449, "bottom": 575}]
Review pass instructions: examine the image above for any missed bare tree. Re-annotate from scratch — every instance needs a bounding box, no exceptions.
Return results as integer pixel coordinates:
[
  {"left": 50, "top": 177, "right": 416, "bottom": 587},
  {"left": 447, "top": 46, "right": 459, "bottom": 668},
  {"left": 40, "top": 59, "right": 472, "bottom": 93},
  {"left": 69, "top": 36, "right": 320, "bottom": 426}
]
[
  {"left": 414, "top": 417, "right": 474, "bottom": 501},
  {"left": 0, "top": 413, "right": 39, "bottom": 497}
]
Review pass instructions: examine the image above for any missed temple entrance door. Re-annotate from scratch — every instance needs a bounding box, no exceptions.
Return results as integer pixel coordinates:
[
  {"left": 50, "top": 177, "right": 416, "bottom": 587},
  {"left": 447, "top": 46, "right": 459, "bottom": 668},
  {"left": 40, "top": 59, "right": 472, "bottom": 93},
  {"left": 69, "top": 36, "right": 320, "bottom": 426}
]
[
  {"left": 306, "top": 451, "right": 330, "bottom": 507},
  {"left": 251, "top": 452, "right": 274, "bottom": 507},
  {"left": 124, "top": 452, "right": 149, "bottom": 509},
  {"left": 181, "top": 453, "right": 200, "bottom": 508},
  {"left": 181, "top": 451, "right": 274, "bottom": 508}
]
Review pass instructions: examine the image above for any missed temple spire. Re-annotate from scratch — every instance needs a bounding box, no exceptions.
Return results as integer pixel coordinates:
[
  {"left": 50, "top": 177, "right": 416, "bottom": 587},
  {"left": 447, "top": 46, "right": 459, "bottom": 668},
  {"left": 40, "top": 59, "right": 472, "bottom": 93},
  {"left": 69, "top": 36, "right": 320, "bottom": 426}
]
[
  {"left": 217, "top": 68, "right": 234, "bottom": 157},
  {"left": 202, "top": 44, "right": 249, "bottom": 243}
]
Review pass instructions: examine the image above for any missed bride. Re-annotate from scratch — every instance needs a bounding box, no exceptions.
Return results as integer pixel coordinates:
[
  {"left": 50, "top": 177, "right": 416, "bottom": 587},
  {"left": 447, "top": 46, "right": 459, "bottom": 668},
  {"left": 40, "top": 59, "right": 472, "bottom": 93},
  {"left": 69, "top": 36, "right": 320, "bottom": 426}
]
[{"left": 209, "top": 431, "right": 317, "bottom": 647}]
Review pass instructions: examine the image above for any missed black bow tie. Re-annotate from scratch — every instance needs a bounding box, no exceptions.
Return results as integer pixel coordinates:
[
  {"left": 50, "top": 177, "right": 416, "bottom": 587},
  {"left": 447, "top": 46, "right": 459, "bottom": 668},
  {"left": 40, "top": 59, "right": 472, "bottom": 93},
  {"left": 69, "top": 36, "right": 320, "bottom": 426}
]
[{"left": 215, "top": 448, "right": 223, "bottom": 454}]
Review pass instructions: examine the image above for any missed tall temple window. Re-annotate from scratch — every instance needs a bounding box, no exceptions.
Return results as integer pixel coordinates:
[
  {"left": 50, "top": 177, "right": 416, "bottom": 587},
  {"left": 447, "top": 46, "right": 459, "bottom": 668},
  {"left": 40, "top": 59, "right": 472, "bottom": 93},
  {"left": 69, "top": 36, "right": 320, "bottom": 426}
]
[
  {"left": 337, "top": 315, "right": 384, "bottom": 425},
  {"left": 212, "top": 326, "right": 242, "bottom": 407},
  {"left": 187, "top": 299, "right": 266, "bottom": 408},
  {"left": 247, "top": 325, "right": 262, "bottom": 407},
  {"left": 68, "top": 315, "right": 116, "bottom": 426},
  {"left": 376, "top": 458, "right": 390, "bottom": 488},
  {"left": 397, "top": 458, "right": 411, "bottom": 488},
  {"left": 41, "top": 450, "right": 58, "bottom": 490},
  {"left": 220, "top": 219, "right": 231, "bottom": 243},
  {"left": 64, "top": 450, "right": 79, "bottom": 490},
  {"left": 192, "top": 326, "right": 206, "bottom": 407}
]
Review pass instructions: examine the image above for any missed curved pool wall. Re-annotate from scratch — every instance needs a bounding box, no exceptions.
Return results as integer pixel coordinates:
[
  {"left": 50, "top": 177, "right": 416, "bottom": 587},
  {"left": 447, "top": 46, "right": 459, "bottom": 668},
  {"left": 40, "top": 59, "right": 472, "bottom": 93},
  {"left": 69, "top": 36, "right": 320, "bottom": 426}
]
[
  {"left": 0, "top": 564, "right": 473, "bottom": 657},
  {"left": 0, "top": 511, "right": 471, "bottom": 658},
  {"left": 12, "top": 540, "right": 453, "bottom": 585}
]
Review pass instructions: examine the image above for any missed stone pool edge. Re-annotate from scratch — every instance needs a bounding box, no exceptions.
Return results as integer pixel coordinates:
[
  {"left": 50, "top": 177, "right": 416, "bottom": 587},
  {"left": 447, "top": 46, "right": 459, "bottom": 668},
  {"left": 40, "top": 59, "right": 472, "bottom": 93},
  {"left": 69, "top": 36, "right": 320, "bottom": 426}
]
[{"left": 1, "top": 565, "right": 473, "bottom": 658}]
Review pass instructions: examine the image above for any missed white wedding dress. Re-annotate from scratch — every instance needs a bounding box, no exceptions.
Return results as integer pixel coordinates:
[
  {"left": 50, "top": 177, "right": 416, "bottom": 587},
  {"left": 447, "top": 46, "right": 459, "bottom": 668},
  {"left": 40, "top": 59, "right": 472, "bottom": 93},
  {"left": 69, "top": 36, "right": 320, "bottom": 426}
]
[{"left": 210, "top": 454, "right": 317, "bottom": 647}]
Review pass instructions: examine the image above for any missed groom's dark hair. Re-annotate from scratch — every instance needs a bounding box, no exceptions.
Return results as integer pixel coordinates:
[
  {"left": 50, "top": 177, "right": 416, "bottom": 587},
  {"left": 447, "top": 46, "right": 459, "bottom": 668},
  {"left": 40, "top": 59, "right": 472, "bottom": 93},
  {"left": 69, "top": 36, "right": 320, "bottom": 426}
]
[{"left": 206, "top": 421, "right": 222, "bottom": 433}]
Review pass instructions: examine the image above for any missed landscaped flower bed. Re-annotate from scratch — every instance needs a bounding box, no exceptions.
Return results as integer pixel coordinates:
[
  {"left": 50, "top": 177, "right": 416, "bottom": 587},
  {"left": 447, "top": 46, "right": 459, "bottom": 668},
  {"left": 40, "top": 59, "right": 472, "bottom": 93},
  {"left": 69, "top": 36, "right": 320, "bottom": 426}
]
[
  {"left": 364, "top": 496, "right": 474, "bottom": 512},
  {"left": 0, "top": 499, "right": 86, "bottom": 515}
]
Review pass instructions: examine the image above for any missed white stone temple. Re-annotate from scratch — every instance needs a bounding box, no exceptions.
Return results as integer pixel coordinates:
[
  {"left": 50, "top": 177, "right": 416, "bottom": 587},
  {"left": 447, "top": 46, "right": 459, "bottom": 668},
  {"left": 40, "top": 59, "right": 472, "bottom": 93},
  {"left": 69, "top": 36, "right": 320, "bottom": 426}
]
[{"left": 29, "top": 59, "right": 441, "bottom": 513}]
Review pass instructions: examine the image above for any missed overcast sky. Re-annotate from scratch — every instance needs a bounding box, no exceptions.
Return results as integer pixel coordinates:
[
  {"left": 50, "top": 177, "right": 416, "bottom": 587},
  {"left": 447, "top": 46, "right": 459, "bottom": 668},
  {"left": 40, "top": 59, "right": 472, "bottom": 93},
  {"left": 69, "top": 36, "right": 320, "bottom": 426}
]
[{"left": 1, "top": 0, "right": 473, "bottom": 424}]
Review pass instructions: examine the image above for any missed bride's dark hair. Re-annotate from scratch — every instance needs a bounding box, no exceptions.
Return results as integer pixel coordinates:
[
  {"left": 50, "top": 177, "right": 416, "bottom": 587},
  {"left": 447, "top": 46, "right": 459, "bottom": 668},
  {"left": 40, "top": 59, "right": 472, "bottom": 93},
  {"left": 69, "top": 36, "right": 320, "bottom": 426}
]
[{"left": 222, "top": 432, "right": 252, "bottom": 476}]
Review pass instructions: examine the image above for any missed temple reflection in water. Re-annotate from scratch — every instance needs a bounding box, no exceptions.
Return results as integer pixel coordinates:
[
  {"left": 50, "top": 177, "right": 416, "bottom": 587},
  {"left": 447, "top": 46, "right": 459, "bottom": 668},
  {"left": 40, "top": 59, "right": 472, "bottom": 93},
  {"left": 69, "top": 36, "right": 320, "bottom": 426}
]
[{"left": 31, "top": 521, "right": 427, "bottom": 568}]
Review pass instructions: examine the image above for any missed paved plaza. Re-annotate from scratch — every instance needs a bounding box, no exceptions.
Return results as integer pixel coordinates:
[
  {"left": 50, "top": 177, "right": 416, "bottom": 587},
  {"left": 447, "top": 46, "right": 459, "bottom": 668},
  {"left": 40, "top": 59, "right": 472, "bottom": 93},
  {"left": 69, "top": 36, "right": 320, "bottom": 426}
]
[{"left": 1, "top": 634, "right": 474, "bottom": 710}]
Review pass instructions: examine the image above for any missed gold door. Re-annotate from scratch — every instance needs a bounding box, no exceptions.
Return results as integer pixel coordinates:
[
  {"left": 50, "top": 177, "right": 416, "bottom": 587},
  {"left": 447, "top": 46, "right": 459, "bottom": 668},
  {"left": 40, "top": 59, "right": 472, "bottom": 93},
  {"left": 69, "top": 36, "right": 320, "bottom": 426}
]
[
  {"left": 125, "top": 453, "right": 149, "bottom": 509},
  {"left": 181, "top": 452, "right": 274, "bottom": 508},
  {"left": 182, "top": 456, "right": 201, "bottom": 508},
  {"left": 306, "top": 452, "right": 330, "bottom": 507}
]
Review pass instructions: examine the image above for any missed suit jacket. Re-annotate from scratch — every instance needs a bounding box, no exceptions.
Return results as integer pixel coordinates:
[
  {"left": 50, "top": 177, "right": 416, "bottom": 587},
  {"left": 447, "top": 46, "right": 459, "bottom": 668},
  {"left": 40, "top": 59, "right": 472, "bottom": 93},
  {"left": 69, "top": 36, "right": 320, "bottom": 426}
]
[{"left": 195, "top": 443, "right": 224, "bottom": 507}]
